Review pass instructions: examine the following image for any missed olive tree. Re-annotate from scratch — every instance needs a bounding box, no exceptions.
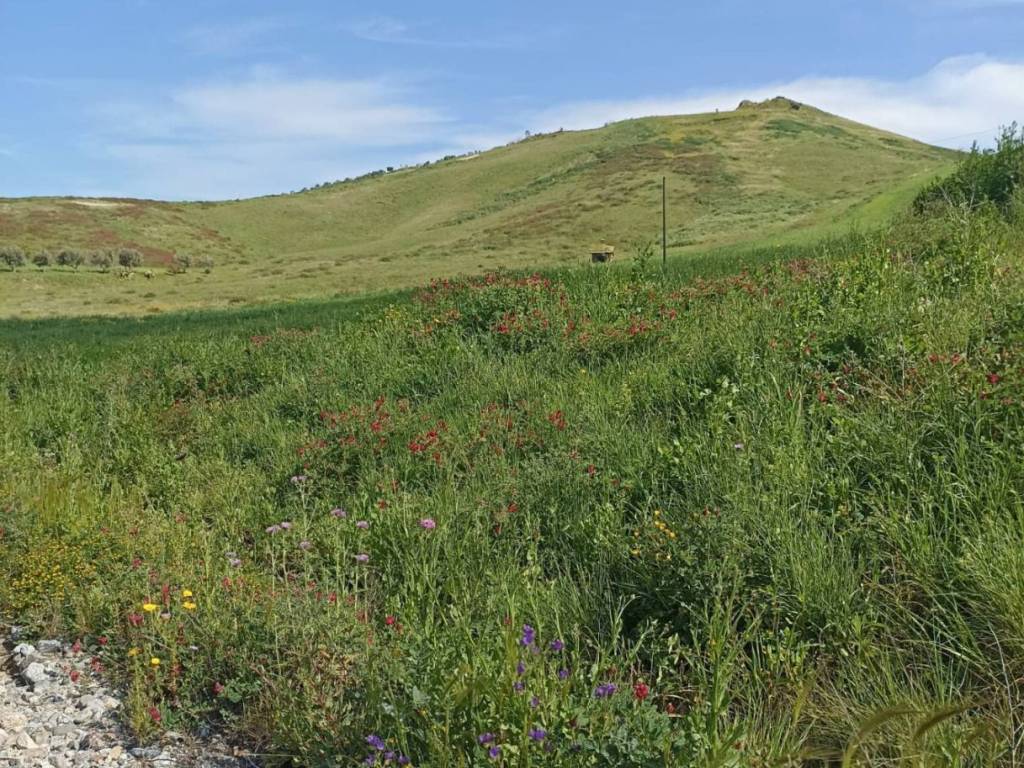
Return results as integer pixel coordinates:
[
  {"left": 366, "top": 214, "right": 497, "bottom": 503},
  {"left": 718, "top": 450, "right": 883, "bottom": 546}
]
[
  {"left": 1, "top": 246, "right": 26, "bottom": 271},
  {"left": 57, "top": 248, "right": 84, "bottom": 269},
  {"left": 32, "top": 250, "right": 52, "bottom": 268},
  {"left": 117, "top": 248, "right": 143, "bottom": 269}
]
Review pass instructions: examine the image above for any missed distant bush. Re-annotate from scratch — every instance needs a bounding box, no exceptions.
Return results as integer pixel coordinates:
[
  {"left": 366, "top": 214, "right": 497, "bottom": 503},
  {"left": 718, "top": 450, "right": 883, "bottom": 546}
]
[
  {"left": 90, "top": 250, "right": 113, "bottom": 271},
  {"left": 118, "top": 249, "right": 143, "bottom": 269},
  {"left": 170, "top": 253, "right": 192, "bottom": 274},
  {"left": 32, "top": 250, "right": 51, "bottom": 268},
  {"left": 1, "top": 246, "right": 25, "bottom": 271},
  {"left": 915, "top": 123, "right": 1024, "bottom": 216},
  {"left": 195, "top": 255, "right": 214, "bottom": 273},
  {"left": 57, "top": 248, "right": 84, "bottom": 269}
]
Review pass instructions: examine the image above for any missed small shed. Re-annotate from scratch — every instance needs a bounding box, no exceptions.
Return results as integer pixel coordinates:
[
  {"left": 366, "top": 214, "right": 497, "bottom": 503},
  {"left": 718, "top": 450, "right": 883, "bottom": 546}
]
[{"left": 591, "top": 244, "right": 615, "bottom": 263}]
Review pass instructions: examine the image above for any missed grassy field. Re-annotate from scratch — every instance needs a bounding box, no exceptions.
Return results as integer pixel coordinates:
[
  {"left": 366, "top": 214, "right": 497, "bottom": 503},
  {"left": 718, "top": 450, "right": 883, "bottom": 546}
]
[
  {"left": 0, "top": 98, "right": 955, "bottom": 318},
  {"left": 3, "top": 135, "right": 1024, "bottom": 768}
]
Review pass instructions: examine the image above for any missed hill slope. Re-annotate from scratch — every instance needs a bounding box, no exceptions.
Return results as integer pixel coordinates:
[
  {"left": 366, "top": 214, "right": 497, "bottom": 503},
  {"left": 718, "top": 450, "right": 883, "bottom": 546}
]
[{"left": 0, "top": 97, "right": 955, "bottom": 317}]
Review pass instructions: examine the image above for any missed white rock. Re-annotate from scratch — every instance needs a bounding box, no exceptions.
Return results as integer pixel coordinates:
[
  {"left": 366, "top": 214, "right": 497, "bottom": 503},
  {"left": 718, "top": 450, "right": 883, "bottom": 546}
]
[
  {"left": 15, "top": 730, "right": 39, "bottom": 750},
  {"left": 12, "top": 643, "right": 36, "bottom": 657},
  {"left": 22, "top": 662, "right": 49, "bottom": 687},
  {"left": 37, "top": 639, "right": 64, "bottom": 655}
]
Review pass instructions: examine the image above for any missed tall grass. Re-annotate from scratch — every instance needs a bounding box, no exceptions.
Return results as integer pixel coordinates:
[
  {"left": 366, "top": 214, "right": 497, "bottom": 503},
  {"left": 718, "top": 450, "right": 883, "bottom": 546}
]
[{"left": 2, "top": 197, "right": 1023, "bottom": 765}]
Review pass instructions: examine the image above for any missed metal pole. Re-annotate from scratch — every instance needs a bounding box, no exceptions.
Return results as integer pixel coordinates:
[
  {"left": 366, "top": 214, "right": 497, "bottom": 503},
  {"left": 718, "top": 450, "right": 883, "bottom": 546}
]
[{"left": 662, "top": 176, "right": 667, "bottom": 269}]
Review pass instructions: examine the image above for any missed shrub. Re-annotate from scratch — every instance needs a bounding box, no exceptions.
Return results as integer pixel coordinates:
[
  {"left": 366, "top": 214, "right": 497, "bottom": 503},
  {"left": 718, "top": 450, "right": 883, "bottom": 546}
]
[
  {"left": 32, "top": 250, "right": 51, "bottom": 268},
  {"left": 90, "top": 250, "right": 114, "bottom": 271},
  {"left": 915, "top": 123, "right": 1024, "bottom": 216},
  {"left": 170, "top": 253, "right": 191, "bottom": 274},
  {"left": 118, "top": 249, "right": 143, "bottom": 269},
  {"left": 1, "top": 246, "right": 26, "bottom": 270},
  {"left": 57, "top": 248, "right": 84, "bottom": 269},
  {"left": 196, "top": 255, "right": 214, "bottom": 273}
]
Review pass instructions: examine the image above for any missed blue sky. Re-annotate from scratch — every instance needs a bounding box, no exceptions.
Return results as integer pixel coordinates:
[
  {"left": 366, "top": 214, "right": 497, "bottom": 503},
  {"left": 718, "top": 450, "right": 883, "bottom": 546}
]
[{"left": 1, "top": 0, "right": 1022, "bottom": 200}]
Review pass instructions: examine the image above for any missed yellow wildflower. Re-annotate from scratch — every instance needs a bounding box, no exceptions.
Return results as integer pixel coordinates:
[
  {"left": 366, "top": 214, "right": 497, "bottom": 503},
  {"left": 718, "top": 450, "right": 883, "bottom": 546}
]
[
  {"left": 181, "top": 589, "right": 193, "bottom": 598},
  {"left": 142, "top": 603, "right": 158, "bottom": 613},
  {"left": 127, "top": 647, "right": 140, "bottom": 657},
  {"left": 183, "top": 601, "right": 197, "bottom": 611},
  {"left": 150, "top": 657, "right": 161, "bottom": 667}
]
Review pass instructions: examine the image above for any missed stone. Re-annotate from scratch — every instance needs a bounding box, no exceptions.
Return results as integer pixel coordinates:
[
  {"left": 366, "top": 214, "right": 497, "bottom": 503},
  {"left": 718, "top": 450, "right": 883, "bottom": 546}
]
[
  {"left": 13, "top": 642, "right": 36, "bottom": 657},
  {"left": 37, "top": 639, "right": 64, "bottom": 655},
  {"left": 15, "top": 730, "right": 39, "bottom": 750},
  {"left": 22, "top": 661, "right": 49, "bottom": 687}
]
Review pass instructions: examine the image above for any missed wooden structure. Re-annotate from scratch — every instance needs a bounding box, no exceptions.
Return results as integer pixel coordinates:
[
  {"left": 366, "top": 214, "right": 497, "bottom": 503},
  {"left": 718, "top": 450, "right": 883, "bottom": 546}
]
[{"left": 591, "top": 245, "right": 615, "bottom": 263}]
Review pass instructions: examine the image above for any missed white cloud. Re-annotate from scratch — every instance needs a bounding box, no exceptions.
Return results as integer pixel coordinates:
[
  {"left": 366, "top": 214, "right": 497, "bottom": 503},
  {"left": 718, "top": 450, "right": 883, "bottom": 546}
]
[
  {"left": 182, "top": 18, "right": 292, "bottom": 56},
  {"left": 532, "top": 55, "right": 1024, "bottom": 149},
  {"left": 344, "top": 16, "right": 525, "bottom": 49}
]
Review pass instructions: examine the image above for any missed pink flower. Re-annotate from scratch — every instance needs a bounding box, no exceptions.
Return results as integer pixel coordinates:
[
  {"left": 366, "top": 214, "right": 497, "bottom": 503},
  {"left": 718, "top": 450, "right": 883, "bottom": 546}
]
[
  {"left": 299, "top": 540, "right": 312, "bottom": 551},
  {"left": 419, "top": 518, "right": 436, "bottom": 530},
  {"left": 354, "top": 553, "right": 370, "bottom": 563},
  {"left": 355, "top": 520, "right": 370, "bottom": 530},
  {"left": 330, "top": 507, "right": 347, "bottom": 518}
]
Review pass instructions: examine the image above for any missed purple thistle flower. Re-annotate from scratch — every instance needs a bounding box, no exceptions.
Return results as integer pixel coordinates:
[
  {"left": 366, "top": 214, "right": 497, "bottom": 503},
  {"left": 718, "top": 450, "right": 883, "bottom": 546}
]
[
  {"left": 384, "top": 751, "right": 395, "bottom": 761},
  {"left": 478, "top": 733, "right": 495, "bottom": 745},
  {"left": 513, "top": 681, "right": 525, "bottom": 693},
  {"left": 355, "top": 553, "right": 370, "bottom": 563},
  {"left": 265, "top": 524, "right": 281, "bottom": 534},
  {"left": 594, "top": 682, "right": 617, "bottom": 699},
  {"left": 520, "top": 624, "right": 535, "bottom": 647},
  {"left": 419, "top": 518, "right": 436, "bottom": 530},
  {"left": 549, "top": 639, "right": 564, "bottom": 652},
  {"left": 488, "top": 745, "right": 501, "bottom": 759},
  {"left": 280, "top": 521, "right": 293, "bottom": 530},
  {"left": 366, "top": 734, "right": 385, "bottom": 751},
  {"left": 398, "top": 757, "right": 410, "bottom": 766},
  {"left": 558, "top": 668, "right": 570, "bottom": 680},
  {"left": 330, "top": 507, "right": 347, "bottom": 518},
  {"left": 364, "top": 756, "right": 376, "bottom": 767},
  {"left": 228, "top": 557, "right": 241, "bottom": 568},
  {"left": 298, "top": 540, "right": 312, "bottom": 551},
  {"left": 530, "top": 695, "right": 540, "bottom": 709},
  {"left": 529, "top": 727, "right": 546, "bottom": 742},
  {"left": 356, "top": 520, "right": 370, "bottom": 530},
  {"left": 516, "top": 661, "right": 526, "bottom": 676}
]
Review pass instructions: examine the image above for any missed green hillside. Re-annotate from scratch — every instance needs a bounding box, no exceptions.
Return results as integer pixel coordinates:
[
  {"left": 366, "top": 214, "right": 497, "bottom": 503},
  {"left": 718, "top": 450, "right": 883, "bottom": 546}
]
[{"left": 0, "top": 98, "right": 955, "bottom": 317}]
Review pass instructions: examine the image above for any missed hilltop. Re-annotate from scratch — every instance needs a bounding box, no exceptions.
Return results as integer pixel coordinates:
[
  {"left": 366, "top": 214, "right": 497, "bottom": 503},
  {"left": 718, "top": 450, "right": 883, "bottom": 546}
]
[{"left": 0, "top": 98, "right": 955, "bottom": 317}]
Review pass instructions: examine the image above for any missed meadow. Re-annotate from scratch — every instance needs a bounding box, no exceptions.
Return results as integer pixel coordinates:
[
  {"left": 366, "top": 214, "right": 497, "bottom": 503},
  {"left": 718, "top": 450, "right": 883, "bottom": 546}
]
[
  {"left": 1, "top": 135, "right": 1023, "bottom": 767},
  {"left": 0, "top": 99, "right": 953, "bottom": 318}
]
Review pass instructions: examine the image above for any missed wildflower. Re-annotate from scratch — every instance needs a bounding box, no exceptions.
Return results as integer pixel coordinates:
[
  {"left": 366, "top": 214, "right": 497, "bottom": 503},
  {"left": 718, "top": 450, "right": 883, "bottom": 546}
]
[
  {"left": 516, "top": 661, "right": 526, "bottom": 676},
  {"left": 385, "top": 615, "right": 397, "bottom": 627},
  {"left": 488, "top": 746, "right": 501, "bottom": 759},
  {"left": 148, "top": 706, "right": 161, "bottom": 723},
  {"left": 150, "top": 657, "right": 161, "bottom": 667},
  {"left": 142, "top": 603, "right": 158, "bottom": 613},
  {"left": 266, "top": 524, "right": 281, "bottom": 534},
  {"left": 356, "top": 520, "right": 370, "bottom": 530},
  {"left": 549, "top": 639, "right": 564, "bottom": 652},
  {"left": 299, "top": 540, "right": 312, "bottom": 551},
  {"left": 127, "top": 647, "right": 140, "bottom": 657},
  {"left": 733, "top": 442, "right": 745, "bottom": 451},
  {"left": 529, "top": 727, "right": 546, "bottom": 742},
  {"left": 398, "top": 758, "right": 411, "bottom": 766},
  {"left": 331, "top": 507, "right": 347, "bottom": 518},
  {"left": 181, "top": 589, "right": 193, "bottom": 598},
  {"left": 419, "top": 518, "right": 436, "bottom": 530},
  {"left": 366, "top": 734, "right": 386, "bottom": 751},
  {"left": 478, "top": 733, "right": 495, "bottom": 745},
  {"left": 633, "top": 681, "right": 650, "bottom": 701},
  {"left": 364, "top": 756, "right": 376, "bottom": 767},
  {"left": 280, "top": 521, "right": 293, "bottom": 530},
  {"left": 520, "top": 624, "right": 535, "bottom": 647},
  {"left": 513, "top": 681, "right": 525, "bottom": 693},
  {"left": 290, "top": 475, "right": 307, "bottom": 484},
  {"left": 558, "top": 668, "right": 570, "bottom": 680},
  {"left": 213, "top": 682, "right": 225, "bottom": 695},
  {"left": 128, "top": 613, "right": 143, "bottom": 627},
  {"left": 69, "top": 669, "right": 80, "bottom": 683},
  {"left": 228, "top": 557, "right": 242, "bottom": 568},
  {"left": 530, "top": 695, "right": 540, "bottom": 709},
  {"left": 355, "top": 553, "right": 370, "bottom": 563},
  {"left": 594, "top": 683, "right": 617, "bottom": 699},
  {"left": 384, "top": 752, "right": 395, "bottom": 762},
  {"left": 183, "top": 601, "right": 197, "bottom": 611},
  {"left": 988, "top": 373, "right": 1001, "bottom": 385}
]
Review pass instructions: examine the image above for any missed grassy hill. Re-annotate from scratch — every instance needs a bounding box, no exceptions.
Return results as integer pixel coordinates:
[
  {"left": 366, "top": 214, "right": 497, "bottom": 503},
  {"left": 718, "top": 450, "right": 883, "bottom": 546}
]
[{"left": 0, "top": 97, "right": 955, "bottom": 318}]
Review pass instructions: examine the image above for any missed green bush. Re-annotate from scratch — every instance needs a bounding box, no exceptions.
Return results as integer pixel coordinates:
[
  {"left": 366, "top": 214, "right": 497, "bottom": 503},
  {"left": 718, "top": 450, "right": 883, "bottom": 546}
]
[
  {"left": 32, "top": 250, "right": 52, "bottom": 268},
  {"left": 57, "top": 248, "right": 84, "bottom": 269},
  {"left": 1, "top": 245, "right": 26, "bottom": 270},
  {"left": 90, "top": 250, "right": 114, "bottom": 271},
  {"left": 118, "top": 248, "right": 143, "bottom": 269}
]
